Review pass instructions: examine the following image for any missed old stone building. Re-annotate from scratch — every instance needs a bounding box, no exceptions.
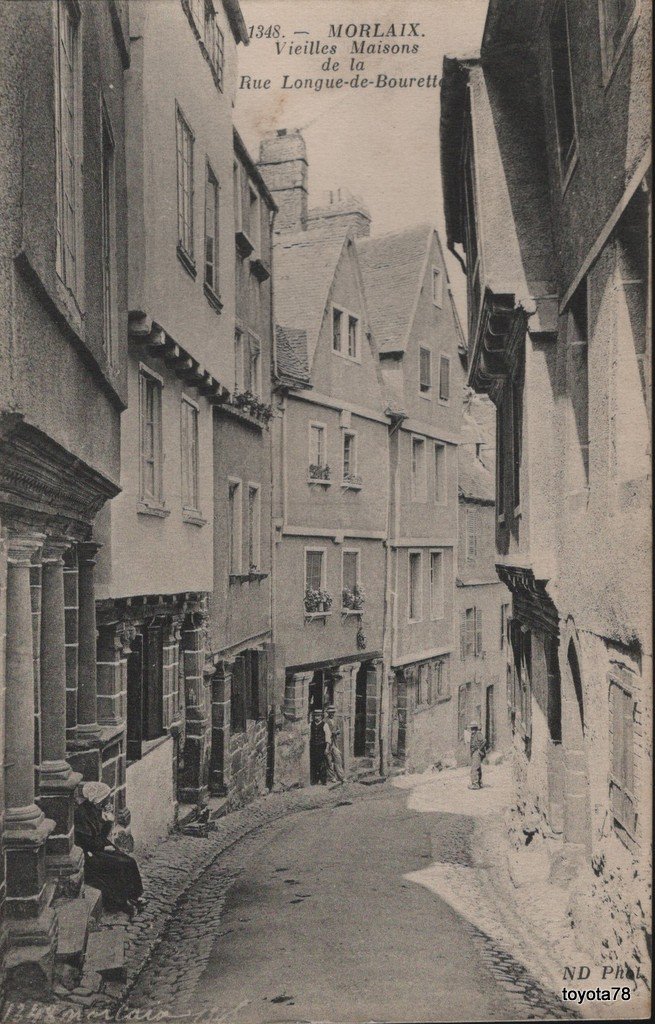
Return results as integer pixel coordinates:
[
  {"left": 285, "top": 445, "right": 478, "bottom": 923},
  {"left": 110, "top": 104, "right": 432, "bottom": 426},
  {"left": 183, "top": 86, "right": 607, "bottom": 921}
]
[
  {"left": 454, "top": 394, "right": 511, "bottom": 765},
  {"left": 0, "top": 0, "right": 130, "bottom": 991},
  {"left": 357, "top": 226, "right": 464, "bottom": 772},
  {"left": 441, "top": 0, "right": 651, "bottom": 977},
  {"left": 95, "top": 0, "right": 249, "bottom": 852},
  {"left": 208, "top": 130, "right": 276, "bottom": 810},
  {"left": 261, "top": 131, "right": 390, "bottom": 787}
]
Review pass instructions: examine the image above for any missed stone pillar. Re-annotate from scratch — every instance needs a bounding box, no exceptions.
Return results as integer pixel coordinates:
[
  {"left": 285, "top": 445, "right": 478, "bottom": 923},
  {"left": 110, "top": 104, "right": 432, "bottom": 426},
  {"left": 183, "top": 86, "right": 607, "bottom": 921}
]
[
  {"left": 37, "top": 540, "right": 84, "bottom": 896},
  {"left": 178, "top": 612, "right": 210, "bottom": 805},
  {"left": 0, "top": 532, "right": 9, "bottom": 983},
  {"left": 365, "top": 660, "right": 382, "bottom": 762},
  {"left": 30, "top": 550, "right": 42, "bottom": 788},
  {"left": 394, "top": 670, "right": 409, "bottom": 762},
  {"left": 97, "top": 620, "right": 133, "bottom": 829},
  {"left": 329, "top": 666, "right": 354, "bottom": 774},
  {"left": 76, "top": 542, "right": 100, "bottom": 737},
  {"left": 3, "top": 535, "right": 56, "bottom": 977},
  {"left": 283, "top": 670, "right": 312, "bottom": 723},
  {"left": 209, "top": 659, "right": 233, "bottom": 796},
  {"left": 63, "top": 546, "right": 78, "bottom": 738}
]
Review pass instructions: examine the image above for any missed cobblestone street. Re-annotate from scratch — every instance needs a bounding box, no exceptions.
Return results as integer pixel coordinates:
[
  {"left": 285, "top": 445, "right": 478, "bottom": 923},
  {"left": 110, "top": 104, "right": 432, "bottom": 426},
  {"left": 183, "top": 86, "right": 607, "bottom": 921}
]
[{"left": 113, "top": 777, "right": 575, "bottom": 1023}]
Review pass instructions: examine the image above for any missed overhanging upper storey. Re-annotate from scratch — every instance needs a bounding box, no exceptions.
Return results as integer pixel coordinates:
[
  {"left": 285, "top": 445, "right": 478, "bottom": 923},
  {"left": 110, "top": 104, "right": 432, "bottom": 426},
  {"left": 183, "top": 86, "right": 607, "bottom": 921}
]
[{"left": 440, "top": 30, "right": 558, "bottom": 400}]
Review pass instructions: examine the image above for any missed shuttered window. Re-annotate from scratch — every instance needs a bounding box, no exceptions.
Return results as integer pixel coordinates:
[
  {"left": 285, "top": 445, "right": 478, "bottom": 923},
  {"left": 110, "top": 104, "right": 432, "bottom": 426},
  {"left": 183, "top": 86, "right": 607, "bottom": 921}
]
[
  {"left": 439, "top": 355, "right": 450, "bottom": 401},
  {"left": 305, "top": 550, "right": 324, "bottom": 593},
  {"left": 181, "top": 398, "right": 199, "bottom": 511},
  {"left": 228, "top": 480, "right": 242, "bottom": 574},
  {"left": 430, "top": 551, "right": 444, "bottom": 619},
  {"left": 609, "top": 676, "right": 636, "bottom": 839},
  {"left": 204, "top": 164, "right": 220, "bottom": 292},
  {"left": 332, "top": 308, "right": 342, "bottom": 352},
  {"left": 419, "top": 347, "right": 432, "bottom": 395},
  {"left": 434, "top": 443, "right": 446, "bottom": 503},
  {"left": 176, "top": 104, "right": 194, "bottom": 259},
  {"left": 466, "top": 506, "right": 477, "bottom": 559},
  {"left": 139, "top": 370, "right": 163, "bottom": 502},
  {"left": 408, "top": 552, "right": 422, "bottom": 621}
]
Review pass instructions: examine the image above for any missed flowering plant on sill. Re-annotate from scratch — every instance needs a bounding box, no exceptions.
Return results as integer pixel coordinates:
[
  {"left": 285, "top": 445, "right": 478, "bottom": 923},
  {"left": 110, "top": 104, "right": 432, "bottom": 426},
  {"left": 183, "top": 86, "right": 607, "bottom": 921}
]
[
  {"left": 309, "top": 463, "right": 331, "bottom": 481},
  {"left": 343, "top": 472, "right": 363, "bottom": 487},
  {"left": 342, "top": 584, "right": 365, "bottom": 611},
  {"left": 229, "top": 389, "right": 273, "bottom": 423},
  {"left": 304, "top": 587, "right": 333, "bottom": 613}
]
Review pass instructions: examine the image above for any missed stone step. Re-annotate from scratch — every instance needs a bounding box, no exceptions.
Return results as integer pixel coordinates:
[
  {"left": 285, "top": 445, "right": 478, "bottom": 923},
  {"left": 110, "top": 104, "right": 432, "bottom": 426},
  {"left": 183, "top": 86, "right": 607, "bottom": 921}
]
[
  {"left": 84, "top": 927, "right": 126, "bottom": 980},
  {"left": 208, "top": 796, "right": 229, "bottom": 820},
  {"left": 54, "top": 887, "right": 103, "bottom": 964}
]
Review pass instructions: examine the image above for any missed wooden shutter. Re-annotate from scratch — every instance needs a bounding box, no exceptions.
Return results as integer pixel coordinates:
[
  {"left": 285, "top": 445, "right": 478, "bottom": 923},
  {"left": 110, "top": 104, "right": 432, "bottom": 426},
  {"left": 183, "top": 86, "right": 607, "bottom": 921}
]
[
  {"left": 460, "top": 609, "right": 467, "bottom": 660},
  {"left": 475, "top": 607, "right": 483, "bottom": 656}
]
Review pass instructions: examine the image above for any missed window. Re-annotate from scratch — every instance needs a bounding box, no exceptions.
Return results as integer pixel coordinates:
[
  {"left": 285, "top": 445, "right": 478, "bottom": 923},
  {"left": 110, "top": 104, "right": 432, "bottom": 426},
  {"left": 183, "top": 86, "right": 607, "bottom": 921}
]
[
  {"left": 341, "top": 549, "right": 360, "bottom": 609},
  {"left": 234, "top": 329, "right": 244, "bottom": 390},
  {"left": 181, "top": 397, "right": 199, "bottom": 511},
  {"left": 439, "top": 356, "right": 451, "bottom": 402},
  {"left": 408, "top": 551, "right": 422, "bottom": 622},
  {"left": 419, "top": 347, "right": 432, "bottom": 396},
  {"left": 430, "top": 550, "right": 444, "bottom": 619},
  {"left": 500, "top": 603, "right": 510, "bottom": 650},
  {"left": 309, "top": 423, "right": 326, "bottom": 467},
  {"left": 434, "top": 657, "right": 449, "bottom": 699},
  {"left": 54, "top": 0, "right": 81, "bottom": 296},
  {"left": 305, "top": 549, "right": 325, "bottom": 593},
  {"left": 248, "top": 185, "right": 260, "bottom": 252},
  {"left": 434, "top": 443, "right": 446, "bottom": 504},
  {"left": 228, "top": 479, "right": 242, "bottom": 574},
  {"left": 600, "top": 0, "right": 638, "bottom": 81},
  {"left": 342, "top": 431, "right": 358, "bottom": 482},
  {"left": 203, "top": 0, "right": 224, "bottom": 89},
  {"left": 139, "top": 369, "right": 163, "bottom": 503},
  {"left": 247, "top": 484, "right": 261, "bottom": 570},
  {"left": 348, "top": 316, "right": 358, "bottom": 358},
  {"left": 609, "top": 674, "right": 636, "bottom": 839},
  {"left": 332, "top": 308, "right": 342, "bottom": 352},
  {"left": 101, "top": 103, "right": 117, "bottom": 362},
  {"left": 460, "top": 607, "right": 483, "bottom": 659},
  {"left": 568, "top": 279, "right": 589, "bottom": 487},
  {"left": 432, "top": 267, "right": 443, "bottom": 307},
  {"left": 233, "top": 162, "right": 242, "bottom": 232},
  {"left": 204, "top": 164, "right": 219, "bottom": 294},
  {"left": 458, "top": 683, "right": 471, "bottom": 742},
  {"left": 466, "top": 506, "right": 477, "bottom": 560},
  {"left": 549, "top": 0, "right": 578, "bottom": 177},
  {"left": 411, "top": 436, "right": 427, "bottom": 501},
  {"left": 248, "top": 338, "right": 261, "bottom": 397},
  {"left": 175, "top": 105, "right": 194, "bottom": 261}
]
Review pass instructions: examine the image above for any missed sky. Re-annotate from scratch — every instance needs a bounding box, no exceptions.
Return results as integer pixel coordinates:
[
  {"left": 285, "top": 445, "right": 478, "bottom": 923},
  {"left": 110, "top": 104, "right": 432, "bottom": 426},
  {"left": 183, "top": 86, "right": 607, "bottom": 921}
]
[{"left": 234, "top": 0, "right": 489, "bottom": 317}]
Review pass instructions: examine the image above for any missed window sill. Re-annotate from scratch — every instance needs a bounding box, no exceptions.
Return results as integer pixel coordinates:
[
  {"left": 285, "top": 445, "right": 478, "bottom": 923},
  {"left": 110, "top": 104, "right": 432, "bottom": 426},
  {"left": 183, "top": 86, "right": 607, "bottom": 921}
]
[
  {"left": 250, "top": 256, "right": 271, "bottom": 282},
  {"left": 137, "top": 500, "right": 170, "bottom": 519},
  {"left": 332, "top": 350, "right": 362, "bottom": 365},
  {"left": 177, "top": 244, "right": 197, "bottom": 280},
  {"left": 304, "top": 610, "right": 332, "bottom": 622},
  {"left": 183, "top": 509, "right": 207, "bottom": 526},
  {"left": 435, "top": 693, "right": 452, "bottom": 704},
  {"left": 308, "top": 477, "right": 331, "bottom": 487},
  {"left": 419, "top": 390, "right": 432, "bottom": 400},
  {"left": 229, "top": 570, "right": 269, "bottom": 583},
  {"left": 203, "top": 282, "right": 224, "bottom": 314},
  {"left": 341, "top": 481, "right": 362, "bottom": 491},
  {"left": 437, "top": 398, "right": 450, "bottom": 407},
  {"left": 235, "top": 230, "right": 254, "bottom": 259},
  {"left": 341, "top": 608, "right": 364, "bottom": 618}
]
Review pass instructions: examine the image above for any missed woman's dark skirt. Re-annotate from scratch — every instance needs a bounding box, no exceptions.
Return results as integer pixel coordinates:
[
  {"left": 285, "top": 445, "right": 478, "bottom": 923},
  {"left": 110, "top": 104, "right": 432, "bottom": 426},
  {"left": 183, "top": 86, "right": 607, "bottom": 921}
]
[{"left": 83, "top": 849, "right": 143, "bottom": 909}]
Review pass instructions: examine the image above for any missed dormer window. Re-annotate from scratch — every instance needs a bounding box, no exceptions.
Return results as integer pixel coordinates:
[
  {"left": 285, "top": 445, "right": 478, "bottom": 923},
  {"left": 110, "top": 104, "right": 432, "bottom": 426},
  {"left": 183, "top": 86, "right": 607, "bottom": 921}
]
[
  {"left": 432, "top": 267, "right": 443, "bottom": 307},
  {"left": 331, "top": 305, "right": 360, "bottom": 361}
]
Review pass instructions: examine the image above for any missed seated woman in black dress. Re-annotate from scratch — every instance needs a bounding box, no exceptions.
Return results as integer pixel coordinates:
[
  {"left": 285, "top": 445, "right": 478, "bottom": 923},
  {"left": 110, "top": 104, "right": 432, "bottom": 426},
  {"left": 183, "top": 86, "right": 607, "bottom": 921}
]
[{"left": 74, "top": 782, "right": 145, "bottom": 917}]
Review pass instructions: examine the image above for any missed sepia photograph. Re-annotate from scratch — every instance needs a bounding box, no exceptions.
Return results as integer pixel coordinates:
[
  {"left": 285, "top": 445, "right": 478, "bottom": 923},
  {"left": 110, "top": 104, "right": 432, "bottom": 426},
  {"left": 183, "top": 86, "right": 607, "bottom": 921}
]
[{"left": 0, "top": 0, "right": 651, "bottom": 1021}]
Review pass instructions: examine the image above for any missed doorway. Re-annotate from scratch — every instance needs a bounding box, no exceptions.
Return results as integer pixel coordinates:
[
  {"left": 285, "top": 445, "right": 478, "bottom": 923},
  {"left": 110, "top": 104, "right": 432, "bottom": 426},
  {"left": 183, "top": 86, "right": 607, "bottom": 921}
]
[
  {"left": 309, "top": 671, "right": 333, "bottom": 784},
  {"left": 354, "top": 663, "right": 368, "bottom": 757},
  {"left": 485, "top": 684, "right": 495, "bottom": 750}
]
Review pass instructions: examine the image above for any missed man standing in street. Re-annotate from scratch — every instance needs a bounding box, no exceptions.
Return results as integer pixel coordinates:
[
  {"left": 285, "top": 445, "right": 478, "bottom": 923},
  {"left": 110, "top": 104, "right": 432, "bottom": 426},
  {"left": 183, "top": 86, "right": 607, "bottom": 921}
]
[
  {"left": 468, "top": 721, "right": 487, "bottom": 789},
  {"left": 325, "top": 705, "right": 345, "bottom": 785}
]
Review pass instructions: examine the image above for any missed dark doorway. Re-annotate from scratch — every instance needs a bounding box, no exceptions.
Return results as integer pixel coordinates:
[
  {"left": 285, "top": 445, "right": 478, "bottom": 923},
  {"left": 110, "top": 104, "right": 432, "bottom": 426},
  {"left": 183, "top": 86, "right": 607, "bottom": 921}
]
[
  {"left": 309, "top": 671, "right": 326, "bottom": 784},
  {"left": 485, "top": 685, "right": 495, "bottom": 750},
  {"left": 126, "top": 632, "right": 144, "bottom": 763},
  {"left": 144, "top": 622, "right": 164, "bottom": 740},
  {"left": 354, "top": 663, "right": 368, "bottom": 757}
]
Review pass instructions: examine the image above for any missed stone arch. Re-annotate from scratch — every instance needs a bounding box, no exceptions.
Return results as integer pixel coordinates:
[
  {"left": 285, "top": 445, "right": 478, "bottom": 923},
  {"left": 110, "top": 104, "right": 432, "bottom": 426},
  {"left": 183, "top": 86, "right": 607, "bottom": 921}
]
[{"left": 560, "top": 620, "right": 591, "bottom": 853}]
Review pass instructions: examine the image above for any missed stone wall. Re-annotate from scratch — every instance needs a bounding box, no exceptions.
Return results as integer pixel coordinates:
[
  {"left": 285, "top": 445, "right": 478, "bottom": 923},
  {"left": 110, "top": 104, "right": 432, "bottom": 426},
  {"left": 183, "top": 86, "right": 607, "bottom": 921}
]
[{"left": 227, "top": 719, "right": 268, "bottom": 810}]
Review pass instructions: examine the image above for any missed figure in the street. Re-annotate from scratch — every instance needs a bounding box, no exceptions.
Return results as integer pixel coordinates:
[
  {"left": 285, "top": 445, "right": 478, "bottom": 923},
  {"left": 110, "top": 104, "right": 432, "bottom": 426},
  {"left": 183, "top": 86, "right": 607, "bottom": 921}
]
[
  {"left": 74, "top": 782, "right": 145, "bottom": 917},
  {"left": 325, "top": 705, "right": 345, "bottom": 785},
  {"left": 468, "top": 721, "right": 487, "bottom": 789}
]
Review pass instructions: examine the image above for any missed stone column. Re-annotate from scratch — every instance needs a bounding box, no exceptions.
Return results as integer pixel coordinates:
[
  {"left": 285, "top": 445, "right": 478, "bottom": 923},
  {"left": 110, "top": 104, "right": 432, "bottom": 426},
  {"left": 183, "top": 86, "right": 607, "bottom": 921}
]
[
  {"left": 178, "top": 612, "right": 210, "bottom": 805},
  {"left": 365, "top": 660, "right": 382, "bottom": 763},
  {"left": 63, "top": 546, "right": 79, "bottom": 739},
  {"left": 3, "top": 535, "right": 56, "bottom": 972},
  {"left": 0, "top": 532, "right": 9, "bottom": 977},
  {"left": 76, "top": 542, "right": 100, "bottom": 737},
  {"left": 209, "top": 659, "right": 233, "bottom": 796},
  {"left": 37, "top": 540, "right": 84, "bottom": 896},
  {"left": 30, "top": 549, "right": 42, "bottom": 788}
]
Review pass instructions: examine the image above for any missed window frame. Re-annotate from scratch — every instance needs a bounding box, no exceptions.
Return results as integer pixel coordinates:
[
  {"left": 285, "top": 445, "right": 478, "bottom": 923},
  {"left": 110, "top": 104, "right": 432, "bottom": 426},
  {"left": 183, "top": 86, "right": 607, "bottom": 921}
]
[
  {"left": 548, "top": 0, "right": 580, "bottom": 190},
  {"left": 234, "top": 327, "right": 244, "bottom": 391},
  {"left": 419, "top": 346, "right": 432, "bottom": 398},
  {"left": 434, "top": 442, "right": 447, "bottom": 505},
  {"left": 466, "top": 505, "right": 478, "bottom": 561},
  {"left": 429, "top": 548, "right": 444, "bottom": 620},
  {"left": 247, "top": 482, "right": 261, "bottom": 571},
  {"left": 410, "top": 435, "right": 427, "bottom": 502},
  {"left": 305, "top": 547, "right": 327, "bottom": 594},
  {"left": 138, "top": 365, "right": 165, "bottom": 507},
  {"left": 408, "top": 549, "right": 423, "bottom": 623},
  {"left": 53, "top": 0, "right": 83, "bottom": 301},
  {"left": 175, "top": 102, "right": 195, "bottom": 269},
  {"left": 180, "top": 394, "right": 200, "bottom": 515},
  {"left": 248, "top": 335, "right": 262, "bottom": 398},
  {"left": 438, "top": 354, "right": 451, "bottom": 403},
  {"left": 342, "top": 429, "right": 359, "bottom": 486},
  {"left": 432, "top": 266, "right": 443, "bottom": 308},
  {"left": 204, "top": 160, "right": 220, "bottom": 299},
  {"left": 227, "top": 477, "right": 243, "bottom": 575},
  {"left": 100, "top": 97, "right": 117, "bottom": 364},
  {"left": 308, "top": 421, "right": 327, "bottom": 469},
  {"left": 331, "top": 303, "right": 361, "bottom": 363}
]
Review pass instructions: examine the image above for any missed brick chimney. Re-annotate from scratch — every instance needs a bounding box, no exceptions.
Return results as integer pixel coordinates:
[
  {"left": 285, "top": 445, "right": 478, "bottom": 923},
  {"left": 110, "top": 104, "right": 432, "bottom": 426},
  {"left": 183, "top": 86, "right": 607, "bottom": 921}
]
[
  {"left": 306, "top": 188, "right": 372, "bottom": 239},
  {"left": 258, "top": 128, "right": 308, "bottom": 233}
]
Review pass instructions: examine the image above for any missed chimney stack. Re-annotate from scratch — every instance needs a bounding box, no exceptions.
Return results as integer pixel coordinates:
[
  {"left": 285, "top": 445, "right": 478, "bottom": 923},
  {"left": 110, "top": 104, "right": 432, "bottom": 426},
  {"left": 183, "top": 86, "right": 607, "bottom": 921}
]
[
  {"left": 258, "top": 128, "right": 308, "bottom": 233},
  {"left": 306, "top": 187, "right": 372, "bottom": 239}
]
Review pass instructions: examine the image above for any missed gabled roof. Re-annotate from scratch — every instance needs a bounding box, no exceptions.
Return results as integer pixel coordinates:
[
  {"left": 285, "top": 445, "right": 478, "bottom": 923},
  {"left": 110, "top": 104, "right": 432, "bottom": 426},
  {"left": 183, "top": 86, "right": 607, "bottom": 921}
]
[
  {"left": 273, "top": 227, "right": 352, "bottom": 369},
  {"left": 357, "top": 224, "right": 433, "bottom": 354},
  {"left": 275, "top": 325, "right": 311, "bottom": 389}
]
